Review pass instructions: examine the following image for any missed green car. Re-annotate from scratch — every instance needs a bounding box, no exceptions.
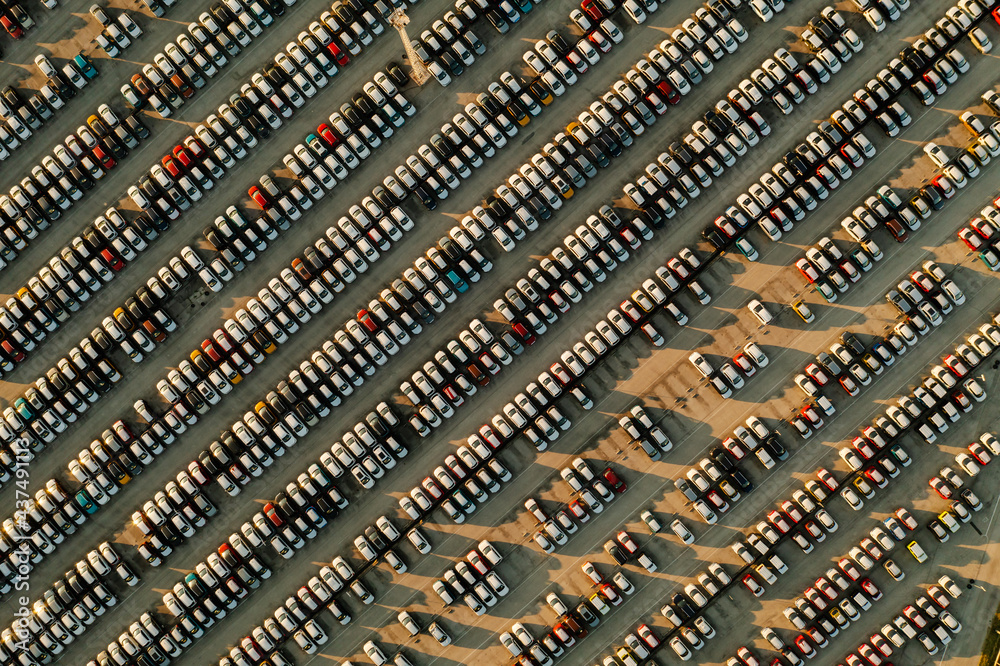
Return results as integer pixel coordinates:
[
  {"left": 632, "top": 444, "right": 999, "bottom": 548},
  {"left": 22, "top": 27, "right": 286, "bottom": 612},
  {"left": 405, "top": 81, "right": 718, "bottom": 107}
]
[
  {"left": 13, "top": 398, "right": 33, "bottom": 420},
  {"left": 75, "top": 490, "right": 98, "bottom": 514},
  {"left": 814, "top": 279, "right": 837, "bottom": 303},
  {"left": 735, "top": 237, "right": 759, "bottom": 261}
]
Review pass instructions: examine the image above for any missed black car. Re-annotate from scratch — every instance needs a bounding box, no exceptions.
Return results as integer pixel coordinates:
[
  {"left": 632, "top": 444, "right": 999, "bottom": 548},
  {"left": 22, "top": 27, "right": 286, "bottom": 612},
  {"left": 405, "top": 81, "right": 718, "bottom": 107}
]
[
  {"left": 703, "top": 109, "right": 730, "bottom": 135},
  {"left": 672, "top": 593, "right": 696, "bottom": 619},
  {"left": 783, "top": 151, "right": 809, "bottom": 177},
  {"left": 709, "top": 447, "right": 735, "bottom": 472},
  {"left": 701, "top": 225, "right": 727, "bottom": 249},
  {"left": 546, "top": 29, "right": 571, "bottom": 54},
  {"left": 574, "top": 603, "right": 599, "bottom": 627},
  {"left": 841, "top": 332, "right": 865, "bottom": 356},
  {"left": 669, "top": 141, "right": 694, "bottom": 165},
  {"left": 728, "top": 469, "right": 754, "bottom": 492},
  {"left": 439, "top": 51, "right": 463, "bottom": 77},
  {"left": 386, "top": 62, "right": 409, "bottom": 87},
  {"left": 885, "top": 289, "right": 913, "bottom": 315},
  {"left": 763, "top": 434, "right": 788, "bottom": 461},
  {"left": 485, "top": 8, "right": 509, "bottom": 33},
  {"left": 412, "top": 184, "right": 436, "bottom": 211}
]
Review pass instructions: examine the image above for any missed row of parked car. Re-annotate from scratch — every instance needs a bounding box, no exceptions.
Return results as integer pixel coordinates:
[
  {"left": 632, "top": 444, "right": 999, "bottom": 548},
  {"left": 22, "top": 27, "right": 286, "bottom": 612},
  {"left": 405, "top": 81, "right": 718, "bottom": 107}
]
[
  {"left": 89, "top": 4, "right": 143, "bottom": 58},
  {"left": 956, "top": 178, "right": 1000, "bottom": 271},
  {"left": 0, "top": 0, "right": 35, "bottom": 39},
  {"left": 526, "top": 462, "right": 625, "bottom": 553},
  {"left": 676, "top": 416, "right": 769, "bottom": 526},
  {"left": 1, "top": 49, "right": 101, "bottom": 164},
  {"left": 1, "top": 530, "right": 142, "bottom": 666},
  {"left": 29, "top": 10, "right": 580, "bottom": 592},
  {"left": 526, "top": 6, "right": 997, "bottom": 665},
  {"left": 688, "top": 343, "right": 769, "bottom": 404},
  {"left": 866, "top": 578, "right": 965, "bottom": 657},
  {"left": 466, "top": 0, "right": 747, "bottom": 255}
]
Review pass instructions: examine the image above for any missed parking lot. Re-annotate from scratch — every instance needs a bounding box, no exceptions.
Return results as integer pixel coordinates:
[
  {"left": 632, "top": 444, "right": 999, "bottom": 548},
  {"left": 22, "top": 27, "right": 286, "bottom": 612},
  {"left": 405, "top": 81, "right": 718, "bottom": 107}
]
[{"left": 2, "top": 0, "right": 1000, "bottom": 664}]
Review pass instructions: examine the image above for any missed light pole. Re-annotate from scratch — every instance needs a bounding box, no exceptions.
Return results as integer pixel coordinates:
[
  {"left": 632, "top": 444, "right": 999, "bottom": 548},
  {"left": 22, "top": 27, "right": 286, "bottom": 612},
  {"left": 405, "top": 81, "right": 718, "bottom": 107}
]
[{"left": 388, "top": 8, "right": 432, "bottom": 86}]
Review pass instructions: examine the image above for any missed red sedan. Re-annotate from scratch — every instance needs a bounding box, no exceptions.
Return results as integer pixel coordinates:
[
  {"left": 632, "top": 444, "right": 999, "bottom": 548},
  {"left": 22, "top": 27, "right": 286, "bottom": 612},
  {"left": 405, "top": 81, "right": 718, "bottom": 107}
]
[
  {"left": 1, "top": 14, "right": 24, "bottom": 39},
  {"left": 357, "top": 309, "right": 378, "bottom": 332},
  {"left": 929, "top": 476, "right": 953, "bottom": 499},
  {"left": 603, "top": 467, "right": 626, "bottom": 493},
  {"left": 173, "top": 146, "right": 194, "bottom": 166},
  {"left": 796, "top": 258, "right": 820, "bottom": 283},
  {"left": 943, "top": 354, "right": 970, "bottom": 377},
  {"left": 101, "top": 248, "right": 124, "bottom": 271},
  {"left": 93, "top": 146, "right": 116, "bottom": 169},
  {"left": 183, "top": 135, "right": 208, "bottom": 159},
  {"left": 201, "top": 341, "right": 221, "bottom": 363},
  {"left": 742, "top": 573, "right": 765, "bottom": 597},
  {"left": 317, "top": 123, "right": 339, "bottom": 147},
  {"left": 162, "top": 156, "right": 183, "bottom": 178},
  {"left": 249, "top": 186, "right": 270, "bottom": 209},
  {"left": 512, "top": 322, "right": 535, "bottom": 345},
  {"left": 2, "top": 339, "right": 24, "bottom": 362},
  {"left": 958, "top": 227, "right": 983, "bottom": 250}
]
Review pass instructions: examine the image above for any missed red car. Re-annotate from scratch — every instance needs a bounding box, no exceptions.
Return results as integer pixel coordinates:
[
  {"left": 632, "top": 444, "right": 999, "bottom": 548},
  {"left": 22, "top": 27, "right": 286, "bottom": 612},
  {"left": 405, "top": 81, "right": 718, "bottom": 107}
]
[
  {"left": 93, "top": 146, "right": 116, "bottom": 169},
  {"left": 780, "top": 500, "right": 803, "bottom": 523},
  {"left": 796, "top": 258, "right": 820, "bottom": 283},
  {"left": 357, "top": 309, "right": 378, "bottom": 332},
  {"left": 327, "top": 41, "right": 349, "bottom": 65},
  {"left": 852, "top": 437, "right": 875, "bottom": 459},
  {"left": 742, "top": 573, "right": 765, "bottom": 597},
  {"left": 801, "top": 405, "right": 823, "bottom": 427},
  {"left": 201, "top": 341, "right": 221, "bottom": 363},
  {"left": 581, "top": 0, "right": 605, "bottom": 21},
  {"left": 794, "top": 635, "right": 816, "bottom": 658},
  {"left": 549, "top": 362, "right": 572, "bottom": 385},
  {"left": 479, "top": 352, "right": 499, "bottom": 375},
  {"left": 132, "top": 74, "right": 153, "bottom": 97},
  {"left": 958, "top": 227, "right": 983, "bottom": 250},
  {"left": 885, "top": 218, "right": 908, "bottom": 242},
  {"left": 263, "top": 502, "right": 284, "bottom": 527},
  {"left": 101, "top": 248, "right": 124, "bottom": 271},
  {"left": 2, "top": 339, "right": 24, "bottom": 362},
  {"left": 970, "top": 217, "right": 997, "bottom": 240},
  {"left": 317, "top": 123, "right": 339, "bottom": 147},
  {"left": 291, "top": 258, "right": 312, "bottom": 281},
  {"left": 804, "top": 363, "right": 829, "bottom": 384},
  {"left": 603, "top": 467, "right": 626, "bottom": 493},
  {"left": 249, "top": 186, "right": 270, "bottom": 209},
  {"left": 619, "top": 299, "right": 642, "bottom": 322},
  {"left": 895, "top": 507, "right": 917, "bottom": 529},
  {"left": 162, "top": 156, "right": 183, "bottom": 178},
  {"left": 512, "top": 322, "right": 535, "bottom": 345},
  {"left": 615, "top": 530, "right": 638, "bottom": 553},
  {"left": 184, "top": 135, "right": 208, "bottom": 159},
  {"left": 942, "top": 354, "right": 969, "bottom": 377},
  {"left": 1, "top": 14, "right": 24, "bottom": 39},
  {"left": 816, "top": 468, "right": 838, "bottom": 491},
  {"left": 767, "top": 511, "right": 791, "bottom": 533},
  {"left": 860, "top": 578, "right": 882, "bottom": 601},
  {"left": 173, "top": 146, "right": 193, "bottom": 166},
  {"left": 733, "top": 352, "right": 756, "bottom": 376},
  {"left": 929, "top": 476, "right": 953, "bottom": 499},
  {"left": 656, "top": 80, "right": 681, "bottom": 105}
]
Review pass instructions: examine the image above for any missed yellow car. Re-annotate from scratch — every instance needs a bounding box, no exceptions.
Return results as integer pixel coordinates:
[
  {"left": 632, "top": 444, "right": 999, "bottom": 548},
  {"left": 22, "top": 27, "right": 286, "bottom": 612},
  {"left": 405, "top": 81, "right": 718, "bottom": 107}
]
[
  {"left": 792, "top": 300, "right": 815, "bottom": 322},
  {"left": 907, "top": 540, "right": 928, "bottom": 563},
  {"left": 529, "top": 79, "right": 553, "bottom": 105}
]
